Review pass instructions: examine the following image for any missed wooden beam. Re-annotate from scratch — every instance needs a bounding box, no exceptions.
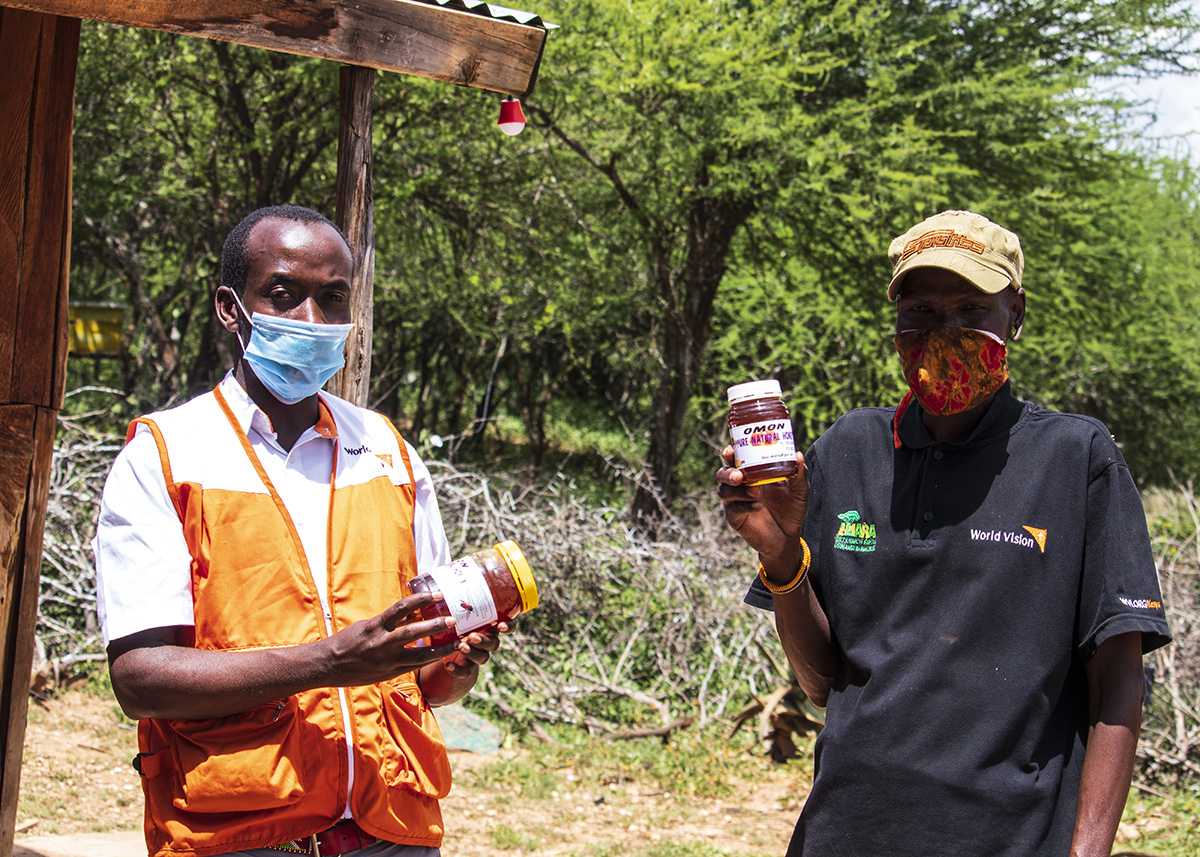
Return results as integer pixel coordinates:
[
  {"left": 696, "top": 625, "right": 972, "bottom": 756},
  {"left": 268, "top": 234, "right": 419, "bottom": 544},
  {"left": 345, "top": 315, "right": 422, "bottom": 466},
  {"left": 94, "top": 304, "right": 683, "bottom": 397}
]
[
  {"left": 0, "top": 0, "right": 547, "bottom": 95},
  {"left": 0, "top": 10, "right": 78, "bottom": 852},
  {"left": 9, "top": 8, "right": 76, "bottom": 409},
  {"left": 0, "top": 8, "right": 42, "bottom": 402},
  {"left": 330, "top": 65, "right": 376, "bottom": 408},
  {"left": 0, "top": 405, "right": 57, "bottom": 853}
]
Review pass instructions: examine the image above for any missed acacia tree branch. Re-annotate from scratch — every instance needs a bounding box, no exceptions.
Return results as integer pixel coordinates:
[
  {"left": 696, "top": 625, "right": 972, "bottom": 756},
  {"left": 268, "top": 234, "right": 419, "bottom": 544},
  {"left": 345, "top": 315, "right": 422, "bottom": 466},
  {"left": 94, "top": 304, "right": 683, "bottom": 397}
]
[{"left": 525, "top": 101, "right": 651, "bottom": 236}]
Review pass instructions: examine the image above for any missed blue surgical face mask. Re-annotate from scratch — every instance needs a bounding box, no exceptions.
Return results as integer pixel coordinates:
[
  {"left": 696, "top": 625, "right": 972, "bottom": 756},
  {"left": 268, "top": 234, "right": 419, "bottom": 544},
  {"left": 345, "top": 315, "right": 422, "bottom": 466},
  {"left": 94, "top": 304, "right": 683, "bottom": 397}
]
[{"left": 231, "top": 292, "right": 353, "bottom": 405}]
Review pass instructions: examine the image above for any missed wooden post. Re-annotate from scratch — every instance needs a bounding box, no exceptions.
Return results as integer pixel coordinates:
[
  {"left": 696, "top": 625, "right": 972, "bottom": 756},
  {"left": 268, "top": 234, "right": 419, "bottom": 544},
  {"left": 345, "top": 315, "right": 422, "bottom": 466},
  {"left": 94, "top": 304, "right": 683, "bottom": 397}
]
[
  {"left": 0, "top": 7, "right": 79, "bottom": 852},
  {"left": 330, "top": 64, "right": 376, "bottom": 408}
]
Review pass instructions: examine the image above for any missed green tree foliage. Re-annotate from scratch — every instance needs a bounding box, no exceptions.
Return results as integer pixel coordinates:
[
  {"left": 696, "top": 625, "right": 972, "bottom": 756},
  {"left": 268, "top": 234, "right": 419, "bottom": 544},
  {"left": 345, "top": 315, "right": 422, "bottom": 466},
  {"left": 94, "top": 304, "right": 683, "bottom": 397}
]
[
  {"left": 366, "top": 76, "right": 635, "bottom": 473},
  {"left": 70, "top": 25, "right": 340, "bottom": 414},
  {"left": 523, "top": 0, "right": 1198, "bottom": 508},
  {"left": 67, "top": 2, "right": 1200, "bottom": 500},
  {"left": 697, "top": 158, "right": 1200, "bottom": 487},
  {"left": 1003, "top": 160, "right": 1200, "bottom": 484}
]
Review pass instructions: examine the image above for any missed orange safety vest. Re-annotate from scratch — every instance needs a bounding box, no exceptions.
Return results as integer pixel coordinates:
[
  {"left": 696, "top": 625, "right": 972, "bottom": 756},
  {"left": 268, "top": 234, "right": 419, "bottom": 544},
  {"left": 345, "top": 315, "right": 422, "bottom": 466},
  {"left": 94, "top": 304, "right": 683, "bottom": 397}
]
[{"left": 128, "top": 384, "right": 450, "bottom": 857}]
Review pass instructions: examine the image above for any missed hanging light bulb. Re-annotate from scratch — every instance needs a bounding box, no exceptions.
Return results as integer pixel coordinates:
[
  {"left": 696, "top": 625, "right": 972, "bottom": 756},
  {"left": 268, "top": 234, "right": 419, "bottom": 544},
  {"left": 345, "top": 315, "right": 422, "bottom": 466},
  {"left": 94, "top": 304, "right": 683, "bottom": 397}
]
[{"left": 497, "top": 96, "right": 527, "bottom": 136}]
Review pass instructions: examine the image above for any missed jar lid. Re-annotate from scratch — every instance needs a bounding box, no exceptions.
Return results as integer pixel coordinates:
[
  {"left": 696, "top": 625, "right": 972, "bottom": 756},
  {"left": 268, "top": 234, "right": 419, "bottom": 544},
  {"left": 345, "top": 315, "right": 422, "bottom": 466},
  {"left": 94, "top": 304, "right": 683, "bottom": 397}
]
[
  {"left": 727, "top": 379, "right": 783, "bottom": 405},
  {"left": 494, "top": 539, "right": 538, "bottom": 612}
]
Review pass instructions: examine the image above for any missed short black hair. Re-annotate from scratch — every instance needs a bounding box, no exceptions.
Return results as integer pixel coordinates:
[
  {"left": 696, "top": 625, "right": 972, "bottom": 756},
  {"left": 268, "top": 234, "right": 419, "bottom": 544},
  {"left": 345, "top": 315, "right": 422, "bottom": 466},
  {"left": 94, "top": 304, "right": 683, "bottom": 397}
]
[{"left": 220, "top": 205, "right": 353, "bottom": 296}]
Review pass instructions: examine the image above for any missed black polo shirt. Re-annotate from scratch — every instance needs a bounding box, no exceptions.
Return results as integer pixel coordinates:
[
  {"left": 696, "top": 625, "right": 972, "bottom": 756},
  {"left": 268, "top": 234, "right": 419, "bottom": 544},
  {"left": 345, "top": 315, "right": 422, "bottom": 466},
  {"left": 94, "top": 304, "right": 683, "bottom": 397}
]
[{"left": 747, "top": 383, "right": 1170, "bottom": 856}]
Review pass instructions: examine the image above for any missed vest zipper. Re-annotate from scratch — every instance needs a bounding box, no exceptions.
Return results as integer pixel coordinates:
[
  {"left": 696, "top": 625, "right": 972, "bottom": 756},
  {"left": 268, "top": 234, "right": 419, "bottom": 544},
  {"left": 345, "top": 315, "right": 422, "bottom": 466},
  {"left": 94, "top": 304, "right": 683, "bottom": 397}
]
[{"left": 213, "top": 386, "right": 357, "bottom": 818}]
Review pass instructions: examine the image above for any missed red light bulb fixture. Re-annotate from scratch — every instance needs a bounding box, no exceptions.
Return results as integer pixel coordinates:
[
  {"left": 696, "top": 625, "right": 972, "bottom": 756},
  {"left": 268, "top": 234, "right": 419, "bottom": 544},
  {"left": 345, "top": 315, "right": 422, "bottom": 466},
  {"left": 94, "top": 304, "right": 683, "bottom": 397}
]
[{"left": 497, "top": 96, "right": 527, "bottom": 136}]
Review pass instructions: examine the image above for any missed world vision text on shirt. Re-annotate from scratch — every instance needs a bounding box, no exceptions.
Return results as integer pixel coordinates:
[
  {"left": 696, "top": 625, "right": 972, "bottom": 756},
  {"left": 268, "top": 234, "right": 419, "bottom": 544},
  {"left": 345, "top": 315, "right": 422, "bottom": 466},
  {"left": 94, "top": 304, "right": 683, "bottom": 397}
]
[{"left": 969, "top": 526, "right": 1047, "bottom": 553}]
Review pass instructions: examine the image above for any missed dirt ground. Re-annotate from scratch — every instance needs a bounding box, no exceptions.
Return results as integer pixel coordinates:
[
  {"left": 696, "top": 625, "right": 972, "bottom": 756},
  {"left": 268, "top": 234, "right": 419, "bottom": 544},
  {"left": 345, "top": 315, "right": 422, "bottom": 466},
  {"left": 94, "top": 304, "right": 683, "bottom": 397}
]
[
  {"left": 16, "top": 690, "right": 143, "bottom": 838},
  {"left": 15, "top": 690, "right": 805, "bottom": 856}
]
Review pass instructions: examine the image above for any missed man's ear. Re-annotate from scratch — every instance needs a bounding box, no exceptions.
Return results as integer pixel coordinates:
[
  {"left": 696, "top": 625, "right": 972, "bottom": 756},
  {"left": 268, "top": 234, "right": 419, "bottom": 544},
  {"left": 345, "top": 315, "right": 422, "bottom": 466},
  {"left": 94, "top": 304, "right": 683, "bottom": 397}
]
[{"left": 214, "top": 286, "right": 242, "bottom": 334}]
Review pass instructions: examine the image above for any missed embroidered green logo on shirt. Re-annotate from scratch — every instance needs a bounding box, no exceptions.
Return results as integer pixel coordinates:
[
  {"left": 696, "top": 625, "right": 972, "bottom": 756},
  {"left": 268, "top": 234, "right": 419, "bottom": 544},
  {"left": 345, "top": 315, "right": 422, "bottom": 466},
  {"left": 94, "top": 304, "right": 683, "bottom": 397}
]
[{"left": 834, "top": 510, "right": 877, "bottom": 552}]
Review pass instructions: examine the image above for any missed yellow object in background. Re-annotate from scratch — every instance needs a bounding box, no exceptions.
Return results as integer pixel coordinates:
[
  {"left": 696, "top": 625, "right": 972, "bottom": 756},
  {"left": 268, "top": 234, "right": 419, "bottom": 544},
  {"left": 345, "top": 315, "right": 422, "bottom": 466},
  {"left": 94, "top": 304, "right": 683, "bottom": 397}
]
[{"left": 68, "top": 302, "right": 125, "bottom": 356}]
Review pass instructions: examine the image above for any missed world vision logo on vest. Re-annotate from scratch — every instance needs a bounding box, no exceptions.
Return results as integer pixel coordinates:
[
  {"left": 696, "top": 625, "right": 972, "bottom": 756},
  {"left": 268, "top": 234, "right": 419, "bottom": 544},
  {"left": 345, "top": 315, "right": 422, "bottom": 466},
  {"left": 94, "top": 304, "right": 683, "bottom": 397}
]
[
  {"left": 969, "top": 524, "right": 1047, "bottom": 553},
  {"left": 342, "top": 443, "right": 393, "bottom": 469},
  {"left": 1022, "top": 525, "right": 1047, "bottom": 553},
  {"left": 834, "top": 510, "right": 877, "bottom": 553}
]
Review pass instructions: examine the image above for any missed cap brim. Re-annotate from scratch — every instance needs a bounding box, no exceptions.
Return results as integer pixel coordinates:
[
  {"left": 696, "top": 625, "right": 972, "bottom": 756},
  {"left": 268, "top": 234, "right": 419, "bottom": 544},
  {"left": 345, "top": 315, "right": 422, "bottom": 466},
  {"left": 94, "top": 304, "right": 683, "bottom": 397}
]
[{"left": 888, "top": 251, "right": 1013, "bottom": 300}]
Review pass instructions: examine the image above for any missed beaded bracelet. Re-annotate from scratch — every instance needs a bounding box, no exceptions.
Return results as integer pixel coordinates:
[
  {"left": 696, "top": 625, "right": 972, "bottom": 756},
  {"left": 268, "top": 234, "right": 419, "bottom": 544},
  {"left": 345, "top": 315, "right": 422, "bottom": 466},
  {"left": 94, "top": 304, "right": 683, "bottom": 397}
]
[{"left": 758, "top": 538, "right": 811, "bottom": 595}]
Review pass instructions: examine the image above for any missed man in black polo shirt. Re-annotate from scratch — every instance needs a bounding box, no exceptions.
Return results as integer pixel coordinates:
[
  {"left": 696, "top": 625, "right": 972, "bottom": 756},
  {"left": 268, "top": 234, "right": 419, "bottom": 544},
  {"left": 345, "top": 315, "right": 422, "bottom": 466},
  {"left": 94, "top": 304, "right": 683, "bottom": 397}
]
[{"left": 717, "top": 210, "right": 1170, "bottom": 857}]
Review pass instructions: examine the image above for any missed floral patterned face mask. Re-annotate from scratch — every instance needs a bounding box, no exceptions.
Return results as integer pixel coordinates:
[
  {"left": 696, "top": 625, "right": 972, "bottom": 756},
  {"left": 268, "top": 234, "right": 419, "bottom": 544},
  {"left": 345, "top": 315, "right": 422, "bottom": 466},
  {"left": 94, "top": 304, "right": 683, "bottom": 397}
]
[{"left": 894, "top": 327, "right": 1009, "bottom": 416}]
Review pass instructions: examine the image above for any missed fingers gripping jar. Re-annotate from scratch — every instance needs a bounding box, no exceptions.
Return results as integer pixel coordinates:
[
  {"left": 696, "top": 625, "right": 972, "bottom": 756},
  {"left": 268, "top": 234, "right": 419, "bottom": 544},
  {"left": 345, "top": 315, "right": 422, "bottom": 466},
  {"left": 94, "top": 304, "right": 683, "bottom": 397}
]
[
  {"left": 727, "top": 379, "right": 799, "bottom": 485},
  {"left": 408, "top": 540, "right": 538, "bottom": 646}
]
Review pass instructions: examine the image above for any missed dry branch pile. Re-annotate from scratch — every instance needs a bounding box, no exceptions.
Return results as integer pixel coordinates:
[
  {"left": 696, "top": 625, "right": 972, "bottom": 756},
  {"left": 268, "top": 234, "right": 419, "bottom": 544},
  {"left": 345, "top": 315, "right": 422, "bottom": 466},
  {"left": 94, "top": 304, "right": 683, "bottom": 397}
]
[
  {"left": 1141, "top": 481, "right": 1200, "bottom": 788},
  {"left": 32, "top": 420, "right": 1200, "bottom": 785},
  {"left": 428, "top": 460, "right": 785, "bottom": 733},
  {"left": 33, "top": 415, "right": 121, "bottom": 686}
]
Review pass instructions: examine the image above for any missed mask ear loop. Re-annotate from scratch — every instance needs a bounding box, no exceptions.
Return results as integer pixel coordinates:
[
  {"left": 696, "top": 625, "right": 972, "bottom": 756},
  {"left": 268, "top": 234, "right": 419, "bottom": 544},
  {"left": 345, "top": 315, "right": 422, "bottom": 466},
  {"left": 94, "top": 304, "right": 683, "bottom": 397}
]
[
  {"left": 1010, "top": 287, "right": 1025, "bottom": 341},
  {"left": 227, "top": 289, "right": 253, "bottom": 351}
]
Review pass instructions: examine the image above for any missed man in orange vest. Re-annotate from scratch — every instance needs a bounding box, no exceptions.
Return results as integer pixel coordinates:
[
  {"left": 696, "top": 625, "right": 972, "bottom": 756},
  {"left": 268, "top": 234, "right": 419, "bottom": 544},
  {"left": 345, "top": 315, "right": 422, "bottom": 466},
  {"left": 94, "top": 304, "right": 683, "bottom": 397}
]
[{"left": 94, "top": 206, "right": 499, "bottom": 857}]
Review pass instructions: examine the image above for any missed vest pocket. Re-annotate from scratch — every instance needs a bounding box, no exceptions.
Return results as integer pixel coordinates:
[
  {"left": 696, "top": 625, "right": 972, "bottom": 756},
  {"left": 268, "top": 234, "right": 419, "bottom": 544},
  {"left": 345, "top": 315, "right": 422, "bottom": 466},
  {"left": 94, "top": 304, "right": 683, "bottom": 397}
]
[
  {"left": 378, "top": 681, "right": 452, "bottom": 799},
  {"left": 168, "top": 698, "right": 308, "bottom": 813}
]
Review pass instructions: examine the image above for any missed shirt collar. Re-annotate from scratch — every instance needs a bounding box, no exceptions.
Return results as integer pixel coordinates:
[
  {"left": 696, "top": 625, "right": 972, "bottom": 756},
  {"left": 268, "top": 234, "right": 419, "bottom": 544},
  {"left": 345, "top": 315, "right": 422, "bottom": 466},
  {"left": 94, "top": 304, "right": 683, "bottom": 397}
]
[
  {"left": 218, "top": 372, "right": 339, "bottom": 443},
  {"left": 895, "top": 380, "right": 1024, "bottom": 450}
]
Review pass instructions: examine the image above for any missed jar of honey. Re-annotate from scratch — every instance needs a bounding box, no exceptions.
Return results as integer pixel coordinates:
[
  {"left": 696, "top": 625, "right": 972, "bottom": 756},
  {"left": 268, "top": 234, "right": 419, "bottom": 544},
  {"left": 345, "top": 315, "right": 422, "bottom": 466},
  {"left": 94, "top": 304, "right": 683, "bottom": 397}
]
[
  {"left": 727, "top": 379, "right": 799, "bottom": 485},
  {"left": 408, "top": 540, "right": 538, "bottom": 645}
]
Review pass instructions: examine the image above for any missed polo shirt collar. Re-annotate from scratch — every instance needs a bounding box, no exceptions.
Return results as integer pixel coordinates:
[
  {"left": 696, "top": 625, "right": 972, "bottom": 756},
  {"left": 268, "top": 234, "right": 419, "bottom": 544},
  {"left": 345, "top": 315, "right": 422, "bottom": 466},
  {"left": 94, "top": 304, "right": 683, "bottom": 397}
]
[
  {"left": 218, "top": 372, "right": 339, "bottom": 443},
  {"left": 895, "top": 380, "right": 1024, "bottom": 450}
]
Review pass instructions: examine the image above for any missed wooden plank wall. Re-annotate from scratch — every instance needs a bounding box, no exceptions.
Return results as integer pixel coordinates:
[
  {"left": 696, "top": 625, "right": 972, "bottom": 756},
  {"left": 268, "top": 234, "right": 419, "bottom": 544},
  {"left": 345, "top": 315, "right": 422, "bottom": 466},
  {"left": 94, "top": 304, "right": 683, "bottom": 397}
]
[{"left": 0, "top": 8, "right": 80, "bottom": 852}]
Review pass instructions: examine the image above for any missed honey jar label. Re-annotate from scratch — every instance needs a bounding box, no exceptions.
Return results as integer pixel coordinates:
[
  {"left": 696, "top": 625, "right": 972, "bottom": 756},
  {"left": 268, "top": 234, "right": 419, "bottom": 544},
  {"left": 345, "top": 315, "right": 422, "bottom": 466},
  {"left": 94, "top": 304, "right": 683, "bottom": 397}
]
[
  {"left": 426, "top": 557, "right": 498, "bottom": 635},
  {"left": 731, "top": 419, "right": 796, "bottom": 469}
]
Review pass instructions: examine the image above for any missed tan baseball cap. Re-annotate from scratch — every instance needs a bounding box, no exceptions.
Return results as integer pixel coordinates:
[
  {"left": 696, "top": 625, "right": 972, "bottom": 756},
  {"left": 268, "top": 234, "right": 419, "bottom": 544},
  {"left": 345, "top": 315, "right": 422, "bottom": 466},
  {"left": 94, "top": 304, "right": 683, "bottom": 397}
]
[{"left": 887, "top": 210, "right": 1024, "bottom": 300}]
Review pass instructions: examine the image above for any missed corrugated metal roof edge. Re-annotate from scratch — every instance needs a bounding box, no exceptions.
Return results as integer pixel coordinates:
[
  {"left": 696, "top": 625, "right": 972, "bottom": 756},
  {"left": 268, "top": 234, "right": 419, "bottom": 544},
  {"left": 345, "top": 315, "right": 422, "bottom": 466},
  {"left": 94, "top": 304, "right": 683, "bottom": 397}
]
[{"left": 413, "top": 0, "right": 557, "bottom": 29}]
